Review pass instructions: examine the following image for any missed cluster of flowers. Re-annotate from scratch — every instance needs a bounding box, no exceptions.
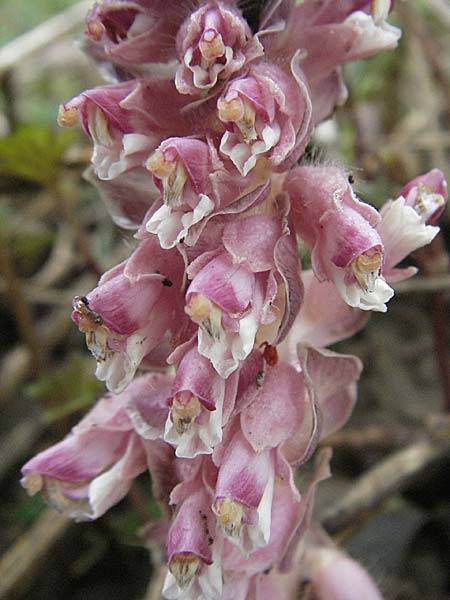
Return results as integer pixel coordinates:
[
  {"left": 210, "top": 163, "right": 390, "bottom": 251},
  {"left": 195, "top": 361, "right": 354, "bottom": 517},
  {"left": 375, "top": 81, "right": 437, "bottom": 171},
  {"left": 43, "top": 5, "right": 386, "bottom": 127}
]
[{"left": 21, "top": 1, "right": 448, "bottom": 598}]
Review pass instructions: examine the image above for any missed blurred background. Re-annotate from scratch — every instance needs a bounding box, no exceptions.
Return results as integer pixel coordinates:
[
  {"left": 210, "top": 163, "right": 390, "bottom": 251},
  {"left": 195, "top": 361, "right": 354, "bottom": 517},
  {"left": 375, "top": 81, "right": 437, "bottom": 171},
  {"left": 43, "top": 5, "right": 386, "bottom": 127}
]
[{"left": 0, "top": 1, "right": 449, "bottom": 598}]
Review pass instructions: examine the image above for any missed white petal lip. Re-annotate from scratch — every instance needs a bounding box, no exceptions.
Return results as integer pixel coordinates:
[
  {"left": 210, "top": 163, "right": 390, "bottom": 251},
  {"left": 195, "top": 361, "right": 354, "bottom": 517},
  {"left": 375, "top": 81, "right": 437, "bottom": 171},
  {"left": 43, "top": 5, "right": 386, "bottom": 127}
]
[
  {"left": 377, "top": 197, "right": 439, "bottom": 273},
  {"left": 219, "top": 123, "right": 281, "bottom": 176},
  {"left": 146, "top": 194, "right": 214, "bottom": 249},
  {"left": 163, "top": 394, "right": 224, "bottom": 458}
]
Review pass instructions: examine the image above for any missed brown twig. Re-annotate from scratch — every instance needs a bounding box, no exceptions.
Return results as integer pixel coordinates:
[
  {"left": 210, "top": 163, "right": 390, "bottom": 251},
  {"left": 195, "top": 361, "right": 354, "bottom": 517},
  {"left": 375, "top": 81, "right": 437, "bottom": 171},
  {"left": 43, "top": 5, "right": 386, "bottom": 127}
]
[
  {"left": 321, "top": 416, "right": 450, "bottom": 535},
  {"left": 322, "top": 423, "right": 414, "bottom": 451},
  {"left": 54, "top": 175, "right": 103, "bottom": 279},
  {"left": 0, "top": 236, "right": 46, "bottom": 376},
  {"left": 0, "top": 1, "right": 92, "bottom": 76},
  {"left": 393, "top": 273, "right": 450, "bottom": 294},
  {"left": 0, "top": 508, "right": 71, "bottom": 599},
  {"left": 415, "top": 236, "right": 450, "bottom": 412},
  {"left": 144, "top": 564, "right": 167, "bottom": 600}
]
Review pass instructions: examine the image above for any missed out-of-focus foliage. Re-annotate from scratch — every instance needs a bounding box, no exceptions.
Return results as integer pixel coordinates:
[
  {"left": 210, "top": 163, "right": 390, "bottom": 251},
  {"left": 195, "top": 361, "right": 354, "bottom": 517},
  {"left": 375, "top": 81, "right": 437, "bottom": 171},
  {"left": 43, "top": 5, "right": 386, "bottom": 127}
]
[
  {"left": 0, "top": 0, "right": 75, "bottom": 44},
  {"left": 26, "top": 352, "right": 104, "bottom": 424},
  {"left": 0, "top": 124, "right": 75, "bottom": 185}
]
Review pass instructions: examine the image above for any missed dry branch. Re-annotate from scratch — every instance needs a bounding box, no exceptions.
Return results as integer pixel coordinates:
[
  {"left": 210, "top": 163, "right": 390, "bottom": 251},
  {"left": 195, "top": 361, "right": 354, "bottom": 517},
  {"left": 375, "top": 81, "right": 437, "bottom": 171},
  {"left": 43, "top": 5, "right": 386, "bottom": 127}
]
[
  {"left": 0, "top": 508, "right": 71, "bottom": 599},
  {"left": 0, "top": 1, "right": 91, "bottom": 76},
  {"left": 321, "top": 417, "right": 450, "bottom": 535}
]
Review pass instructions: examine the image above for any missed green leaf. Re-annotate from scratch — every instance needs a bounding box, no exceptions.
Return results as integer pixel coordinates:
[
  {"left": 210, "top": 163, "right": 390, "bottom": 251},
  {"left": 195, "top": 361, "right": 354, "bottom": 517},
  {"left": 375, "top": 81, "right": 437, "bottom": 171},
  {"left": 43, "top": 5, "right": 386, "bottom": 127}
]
[
  {"left": 0, "top": 124, "right": 75, "bottom": 187},
  {"left": 26, "top": 352, "right": 103, "bottom": 422}
]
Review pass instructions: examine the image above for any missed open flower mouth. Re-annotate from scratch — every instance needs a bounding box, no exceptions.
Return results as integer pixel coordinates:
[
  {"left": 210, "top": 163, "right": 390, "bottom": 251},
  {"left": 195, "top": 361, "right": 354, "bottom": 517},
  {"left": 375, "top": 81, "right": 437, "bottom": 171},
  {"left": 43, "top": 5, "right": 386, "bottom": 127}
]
[
  {"left": 351, "top": 249, "right": 383, "bottom": 292},
  {"left": 185, "top": 294, "right": 223, "bottom": 340},
  {"left": 171, "top": 392, "right": 203, "bottom": 434},
  {"left": 169, "top": 553, "right": 201, "bottom": 590},
  {"left": 147, "top": 149, "right": 188, "bottom": 207}
]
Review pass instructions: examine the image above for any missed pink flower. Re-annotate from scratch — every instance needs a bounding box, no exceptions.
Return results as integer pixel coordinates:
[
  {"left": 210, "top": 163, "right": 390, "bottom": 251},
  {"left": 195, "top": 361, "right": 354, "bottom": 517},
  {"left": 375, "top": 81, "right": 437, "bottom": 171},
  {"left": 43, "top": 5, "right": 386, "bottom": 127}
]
[
  {"left": 164, "top": 341, "right": 238, "bottom": 458},
  {"left": 85, "top": 0, "right": 184, "bottom": 76},
  {"left": 217, "top": 60, "right": 312, "bottom": 175},
  {"left": 58, "top": 78, "right": 208, "bottom": 180},
  {"left": 21, "top": 373, "right": 172, "bottom": 520},
  {"left": 261, "top": 0, "right": 400, "bottom": 124},
  {"left": 144, "top": 136, "right": 260, "bottom": 249},
  {"left": 399, "top": 168, "right": 448, "bottom": 224},
  {"left": 163, "top": 460, "right": 223, "bottom": 599},
  {"left": 376, "top": 171, "right": 447, "bottom": 282},
  {"left": 285, "top": 165, "right": 393, "bottom": 311},
  {"left": 175, "top": 1, "right": 263, "bottom": 95},
  {"left": 184, "top": 201, "right": 302, "bottom": 377},
  {"left": 72, "top": 236, "right": 188, "bottom": 392},
  {"left": 212, "top": 423, "right": 278, "bottom": 554}
]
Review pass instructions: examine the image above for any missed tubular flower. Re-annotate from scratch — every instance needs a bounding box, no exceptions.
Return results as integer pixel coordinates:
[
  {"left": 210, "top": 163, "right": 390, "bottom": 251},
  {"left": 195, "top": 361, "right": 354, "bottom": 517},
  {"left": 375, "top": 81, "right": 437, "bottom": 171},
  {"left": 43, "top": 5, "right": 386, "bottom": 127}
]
[
  {"left": 175, "top": 1, "right": 263, "bottom": 95},
  {"left": 217, "top": 61, "right": 312, "bottom": 176},
  {"left": 71, "top": 237, "right": 188, "bottom": 392},
  {"left": 164, "top": 342, "right": 238, "bottom": 458},
  {"left": 21, "top": 374, "right": 172, "bottom": 521},
  {"left": 144, "top": 136, "right": 260, "bottom": 249},
  {"left": 285, "top": 165, "right": 393, "bottom": 311}
]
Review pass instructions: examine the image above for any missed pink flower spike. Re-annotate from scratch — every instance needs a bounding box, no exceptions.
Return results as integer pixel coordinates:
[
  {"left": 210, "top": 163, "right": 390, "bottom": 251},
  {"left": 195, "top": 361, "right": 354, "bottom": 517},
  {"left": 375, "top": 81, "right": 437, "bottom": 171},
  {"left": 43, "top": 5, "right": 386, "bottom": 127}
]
[{"left": 175, "top": 2, "right": 263, "bottom": 95}]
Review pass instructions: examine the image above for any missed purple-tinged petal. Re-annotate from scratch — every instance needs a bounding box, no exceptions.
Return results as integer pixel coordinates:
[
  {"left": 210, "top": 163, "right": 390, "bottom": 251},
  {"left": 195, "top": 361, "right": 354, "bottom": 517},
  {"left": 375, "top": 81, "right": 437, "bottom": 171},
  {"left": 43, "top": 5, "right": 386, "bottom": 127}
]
[
  {"left": 175, "top": 2, "right": 263, "bottom": 95},
  {"left": 125, "top": 372, "right": 173, "bottom": 440},
  {"left": 187, "top": 253, "right": 255, "bottom": 315},
  {"left": 217, "top": 61, "right": 312, "bottom": 176},
  {"left": 399, "top": 168, "right": 448, "bottom": 224},
  {"left": 86, "top": 0, "right": 184, "bottom": 74},
  {"left": 378, "top": 196, "right": 439, "bottom": 282},
  {"left": 241, "top": 362, "right": 304, "bottom": 453},
  {"left": 285, "top": 165, "right": 392, "bottom": 311},
  {"left": 279, "top": 447, "right": 332, "bottom": 572},
  {"left": 222, "top": 215, "right": 282, "bottom": 272},
  {"left": 84, "top": 166, "right": 159, "bottom": 230},
  {"left": 273, "top": 200, "right": 303, "bottom": 343},
  {"left": 21, "top": 388, "right": 150, "bottom": 521},
  {"left": 222, "top": 451, "right": 301, "bottom": 575},
  {"left": 299, "top": 344, "right": 362, "bottom": 440},
  {"left": 278, "top": 270, "right": 369, "bottom": 355},
  {"left": 214, "top": 428, "right": 276, "bottom": 553},
  {"left": 72, "top": 237, "right": 187, "bottom": 392}
]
